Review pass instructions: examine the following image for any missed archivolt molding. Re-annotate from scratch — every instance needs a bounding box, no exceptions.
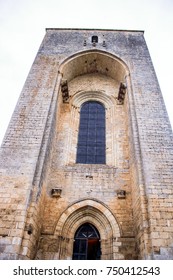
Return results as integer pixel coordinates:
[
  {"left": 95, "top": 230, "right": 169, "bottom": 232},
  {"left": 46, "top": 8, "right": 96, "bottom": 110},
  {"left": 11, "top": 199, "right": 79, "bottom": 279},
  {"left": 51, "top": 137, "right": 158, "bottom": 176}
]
[
  {"left": 54, "top": 199, "right": 121, "bottom": 240},
  {"left": 70, "top": 90, "right": 115, "bottom": 109}
]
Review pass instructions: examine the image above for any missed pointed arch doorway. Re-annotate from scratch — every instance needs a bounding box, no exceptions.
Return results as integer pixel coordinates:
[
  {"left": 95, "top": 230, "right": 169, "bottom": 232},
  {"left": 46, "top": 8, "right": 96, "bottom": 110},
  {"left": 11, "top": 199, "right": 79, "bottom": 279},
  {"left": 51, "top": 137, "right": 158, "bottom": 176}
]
[
  {"left": 55, "top": 199, "right": 123, "bottom": 260},
  {"left": 72, "top": 223, "right": 101, "bottom": 260}
]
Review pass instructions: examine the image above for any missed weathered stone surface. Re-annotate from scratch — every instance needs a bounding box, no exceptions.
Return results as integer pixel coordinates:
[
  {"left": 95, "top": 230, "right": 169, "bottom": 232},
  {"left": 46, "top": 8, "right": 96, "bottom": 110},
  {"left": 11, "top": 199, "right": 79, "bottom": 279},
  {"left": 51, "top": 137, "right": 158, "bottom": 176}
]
[{"left": 0, "top": 29, "right": 173, "bottom": 260}]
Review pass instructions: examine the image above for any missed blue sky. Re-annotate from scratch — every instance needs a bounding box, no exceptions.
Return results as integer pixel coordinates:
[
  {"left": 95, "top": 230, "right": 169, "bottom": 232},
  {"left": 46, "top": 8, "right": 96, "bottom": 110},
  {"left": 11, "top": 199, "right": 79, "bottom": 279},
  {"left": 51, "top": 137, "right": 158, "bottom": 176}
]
[{"left": 0, "top": 0, "right": 173, "bottom": 144}]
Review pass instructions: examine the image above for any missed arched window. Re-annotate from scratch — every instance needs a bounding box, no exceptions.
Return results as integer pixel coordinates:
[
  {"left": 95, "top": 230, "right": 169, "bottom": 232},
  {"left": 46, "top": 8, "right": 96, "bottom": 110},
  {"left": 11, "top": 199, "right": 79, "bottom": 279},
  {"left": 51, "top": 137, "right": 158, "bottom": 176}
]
[
  {"left": 72, "top": 223, "right": 101, "bottom": 260},
  {"left": 76, "top": 101, "right": 106, "bottom": 164}
]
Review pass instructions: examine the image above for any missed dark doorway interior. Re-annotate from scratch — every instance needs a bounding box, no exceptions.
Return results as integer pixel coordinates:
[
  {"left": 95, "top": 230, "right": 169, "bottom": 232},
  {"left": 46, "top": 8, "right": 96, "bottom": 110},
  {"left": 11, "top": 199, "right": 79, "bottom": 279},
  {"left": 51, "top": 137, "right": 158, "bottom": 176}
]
[{"left": 72, "top": 223, "right": 101, "bottom": 260}]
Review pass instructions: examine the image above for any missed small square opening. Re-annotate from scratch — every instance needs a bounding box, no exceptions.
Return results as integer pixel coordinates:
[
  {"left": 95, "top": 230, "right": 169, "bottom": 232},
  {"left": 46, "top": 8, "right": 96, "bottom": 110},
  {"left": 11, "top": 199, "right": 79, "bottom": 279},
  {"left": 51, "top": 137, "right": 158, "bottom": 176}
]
[{"left": 91, "top": 36, "right": 98, "bottom": 43}]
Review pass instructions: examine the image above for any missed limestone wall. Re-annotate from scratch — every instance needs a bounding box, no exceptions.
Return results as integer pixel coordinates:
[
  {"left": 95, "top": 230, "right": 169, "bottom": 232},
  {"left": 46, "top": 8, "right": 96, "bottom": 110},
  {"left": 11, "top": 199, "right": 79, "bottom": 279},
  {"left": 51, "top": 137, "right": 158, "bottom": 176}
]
[{"left": 0, "top": 29, "right": 173, "bottom": 260}]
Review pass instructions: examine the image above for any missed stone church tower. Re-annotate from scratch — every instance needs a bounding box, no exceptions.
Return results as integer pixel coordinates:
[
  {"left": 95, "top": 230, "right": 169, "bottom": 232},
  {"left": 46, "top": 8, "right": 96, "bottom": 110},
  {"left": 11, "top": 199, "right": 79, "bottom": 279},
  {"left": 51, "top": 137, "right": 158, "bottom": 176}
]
[{"left": 0, "top": 29, "right": 173, "bottom": 260}]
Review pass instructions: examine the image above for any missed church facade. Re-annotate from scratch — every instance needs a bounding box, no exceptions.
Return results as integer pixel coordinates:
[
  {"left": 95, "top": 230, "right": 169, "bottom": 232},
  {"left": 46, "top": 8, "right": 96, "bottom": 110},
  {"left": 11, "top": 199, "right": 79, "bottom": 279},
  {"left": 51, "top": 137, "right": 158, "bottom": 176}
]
[{"left": 0, "top": 29, "right": 173, "bottom": 260}]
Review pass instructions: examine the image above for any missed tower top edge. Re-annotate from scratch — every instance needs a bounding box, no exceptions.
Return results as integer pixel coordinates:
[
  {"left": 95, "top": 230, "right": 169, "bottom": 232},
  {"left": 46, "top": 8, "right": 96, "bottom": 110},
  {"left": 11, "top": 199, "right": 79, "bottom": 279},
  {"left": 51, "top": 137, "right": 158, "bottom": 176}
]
[{"left": 45, "top": 28, "right": 144, "bottom": 33}]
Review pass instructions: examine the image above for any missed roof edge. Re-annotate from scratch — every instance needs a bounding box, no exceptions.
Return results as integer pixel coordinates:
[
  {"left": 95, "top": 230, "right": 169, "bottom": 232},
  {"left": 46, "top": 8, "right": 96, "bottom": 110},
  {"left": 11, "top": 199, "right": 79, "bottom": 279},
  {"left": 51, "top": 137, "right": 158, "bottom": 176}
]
[{"left": 45, "top": 28, "right": 144, "bottom": 33}]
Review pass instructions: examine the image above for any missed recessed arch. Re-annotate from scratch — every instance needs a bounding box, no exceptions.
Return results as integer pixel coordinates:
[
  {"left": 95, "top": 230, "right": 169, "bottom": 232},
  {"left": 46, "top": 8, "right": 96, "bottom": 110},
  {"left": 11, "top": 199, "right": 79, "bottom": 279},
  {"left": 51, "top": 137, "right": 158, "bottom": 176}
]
[
  {"left": 55, "top": 199, "right": 123, "bottom": 260},
  {"left": 57, "top": 50, "right": 131, "bottom": 167},
  {"left": 59, "top": 49, "right": 129, "bottom": 83}
]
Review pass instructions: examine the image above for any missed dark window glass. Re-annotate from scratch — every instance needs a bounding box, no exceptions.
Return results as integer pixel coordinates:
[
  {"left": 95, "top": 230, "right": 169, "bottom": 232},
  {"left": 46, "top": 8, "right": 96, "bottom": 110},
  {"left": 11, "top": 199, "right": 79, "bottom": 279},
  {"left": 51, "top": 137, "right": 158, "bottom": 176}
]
[
  {"left": 72, "top": 223, "right": 101, "bottom": 260},
  {"left": 76, "top": 101, "right": 106, "bottom": 164}
]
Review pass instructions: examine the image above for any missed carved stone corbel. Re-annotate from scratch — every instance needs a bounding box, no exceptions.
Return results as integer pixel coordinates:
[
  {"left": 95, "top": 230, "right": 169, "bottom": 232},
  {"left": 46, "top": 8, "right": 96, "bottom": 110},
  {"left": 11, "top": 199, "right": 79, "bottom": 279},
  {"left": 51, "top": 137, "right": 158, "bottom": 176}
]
[
  {"left": 61, "top": 79, "right": 69, "bottom": 103},
  {"left": 116, "top": 82, "right": 127, "bottom": 105}
]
